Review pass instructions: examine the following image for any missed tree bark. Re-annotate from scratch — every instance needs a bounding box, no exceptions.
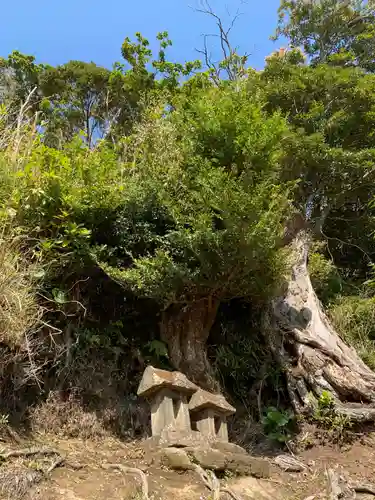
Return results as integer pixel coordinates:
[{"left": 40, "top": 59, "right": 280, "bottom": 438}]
[
  {"left": 160, "top": 297, "right": 220, "bottom": 391},
  {"left": 267, "top": 230, "right": 375, "bottom": 422}
]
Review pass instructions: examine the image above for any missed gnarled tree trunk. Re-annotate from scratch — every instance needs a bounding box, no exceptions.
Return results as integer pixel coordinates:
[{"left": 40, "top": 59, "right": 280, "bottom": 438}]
[
  {"left": 268, "top": 231, "right": 375, "bottom": 422},
  {"left": 160, "top": 296, "right": 220, "bottom": 391}
]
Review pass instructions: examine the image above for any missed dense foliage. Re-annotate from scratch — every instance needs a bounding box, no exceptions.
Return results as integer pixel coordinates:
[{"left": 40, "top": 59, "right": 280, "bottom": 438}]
[{"left": 1, "top": 0, "right": 375, "bottom": 434}]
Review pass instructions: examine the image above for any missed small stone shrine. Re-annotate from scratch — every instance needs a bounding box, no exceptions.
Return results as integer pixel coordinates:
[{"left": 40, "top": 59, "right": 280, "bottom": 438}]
[
  {"left": 137, "top": 365, "right": 198, "bottom": 436},
  {"left": 137, "top": 365, "right": 270, "bottom": 478},
  {"left": 189, "top": 389, "right": 236, "bottom": 442}
]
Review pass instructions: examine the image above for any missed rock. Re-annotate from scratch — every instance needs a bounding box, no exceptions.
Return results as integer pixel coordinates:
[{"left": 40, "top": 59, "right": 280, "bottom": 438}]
[
  {"left": 187, "top": 448, "right": 227, "bottom": 471},
  {"left": 189, "top": 389, "right": 236, "bottom": 416},
  {"left": 274, "top": 454, "right": 306, "bottom": 472},
  {"left": 160, "top": 447, "right": 193, "bottom": 470},
  {"left": 137, "top": 366, "right": 198, "bottom": 398},
  {"left": 212, "top": 440, "right": 247, "bottom": 455},
  {"left": 228, "top": 476, "right": 283, "bottom": 500},
  {"left": 226, "top": 454, "right": 270, "bottom": 478}
]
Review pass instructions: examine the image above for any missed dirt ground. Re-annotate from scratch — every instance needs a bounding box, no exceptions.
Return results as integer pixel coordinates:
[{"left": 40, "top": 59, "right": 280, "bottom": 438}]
[{"left": 0, "top": 429, "right": 374, "bottom": 500}]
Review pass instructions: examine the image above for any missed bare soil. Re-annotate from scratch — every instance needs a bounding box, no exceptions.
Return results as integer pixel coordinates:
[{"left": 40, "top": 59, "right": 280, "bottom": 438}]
[{"left": 0, "top": 430, "right": 374, "bottom": 500}]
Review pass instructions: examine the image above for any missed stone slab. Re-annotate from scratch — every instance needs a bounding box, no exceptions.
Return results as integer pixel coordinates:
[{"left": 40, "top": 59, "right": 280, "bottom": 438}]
[
  {"left": 225, "top": 454, "right": 270, "bottom": 478},
  {"left": 142, "top": 428, "right": 210, "bottom": 450},
  {"left": 137, "top": 366, "right": 198, "bottom": 397},
  {"left": 187, "top": 447, "right": 227, "bottom": 471},
  {"left": 189, "top": 389, "right": 236, "bottom": 415}
]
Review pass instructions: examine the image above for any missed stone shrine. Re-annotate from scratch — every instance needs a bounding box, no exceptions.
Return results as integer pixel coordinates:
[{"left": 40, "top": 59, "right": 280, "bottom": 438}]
[
  {"left": 138, "top": 366, "right": 270, "bottom": 478},
  {"left": 137, "top": 365, "right": 198, "bottom": 436},
  {"left": 137, "top": 365, "right": 236, "bottom": 441},
  {"left": 189, "top": 388, "right": 236, "bottom": 442}
]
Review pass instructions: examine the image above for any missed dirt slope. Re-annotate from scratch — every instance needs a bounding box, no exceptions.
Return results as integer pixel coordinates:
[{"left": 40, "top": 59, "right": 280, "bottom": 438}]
[{"left": 0, "top": 432, "right": 374, "bottom": 500}]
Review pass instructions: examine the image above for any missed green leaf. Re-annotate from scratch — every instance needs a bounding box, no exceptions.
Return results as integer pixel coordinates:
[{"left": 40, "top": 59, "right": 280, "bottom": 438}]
[
  {"left": 146, "top": 340, "right": 169, "bottom": 359},
  {"left": 52, "top": 288, "right": 67, "bottom": 305}
]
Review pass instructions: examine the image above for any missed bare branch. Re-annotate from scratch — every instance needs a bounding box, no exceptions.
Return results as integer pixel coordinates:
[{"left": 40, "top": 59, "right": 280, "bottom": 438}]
[{"left": 193, "top": 0, "right": 249, "bottom": 82}]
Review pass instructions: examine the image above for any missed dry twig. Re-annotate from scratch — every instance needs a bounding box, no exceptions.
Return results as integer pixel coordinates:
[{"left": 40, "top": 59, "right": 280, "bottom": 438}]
[
  {"left": 193, "top": 464, "right": 244, "bottom": 500},
  {"left": 102, "top": 463, "right": 149, "bottom": 500}
]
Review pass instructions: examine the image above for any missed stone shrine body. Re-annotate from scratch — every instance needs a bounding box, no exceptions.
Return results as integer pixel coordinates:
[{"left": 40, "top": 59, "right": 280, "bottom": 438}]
[{"left": 137, "top": 366, "right": 236, "bottom": 443}]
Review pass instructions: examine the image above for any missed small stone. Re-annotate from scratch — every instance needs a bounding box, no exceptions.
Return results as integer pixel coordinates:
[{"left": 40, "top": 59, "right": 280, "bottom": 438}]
[
  {"left": 187, "top": 448, "right": 227, "bottom": 471},
  {"left": 274, "top": 454, "right": 306, "bottom": 472},
  {"left": 226, "top": 454, "right": 270, "bottom": 478},
  {"left": 161, "top": 447, "right": 193, "bottom": 470}
]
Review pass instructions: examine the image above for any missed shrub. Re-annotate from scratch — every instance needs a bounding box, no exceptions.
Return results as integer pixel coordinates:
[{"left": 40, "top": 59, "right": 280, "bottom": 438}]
[
  {"left": 0, "top": 230, "right": 42, "bottom": 348},
  {"left": 313, "top": 391, "right": 352, "bottom": 443},
  {"left": 100, "top": 85, "right": 293, "bottom": 307},
  {"left": 261, "top": 406, "right": 295, "bottom": 443},
  {"left": 308, "top": 249, "right": 342, "bottom": 304},
  {"left": 329, "top": 296, "right": 375, "bottom": 369}
]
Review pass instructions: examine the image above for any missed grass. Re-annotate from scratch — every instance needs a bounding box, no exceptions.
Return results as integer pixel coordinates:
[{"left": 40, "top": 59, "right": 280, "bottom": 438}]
[
  {"left": 29, "top": 388, "right": 150, "bottom": 440},
  {"left": 0, "top": 230, "right": 42, "bottom": 348},
  {"left": 329, "top": 295, "right": 375, "bottom": 370}
]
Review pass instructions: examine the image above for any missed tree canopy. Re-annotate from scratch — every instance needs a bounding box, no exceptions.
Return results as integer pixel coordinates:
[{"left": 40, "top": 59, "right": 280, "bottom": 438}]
[{"left": 2, "top": 1, "right": 375, "bottom": 425}]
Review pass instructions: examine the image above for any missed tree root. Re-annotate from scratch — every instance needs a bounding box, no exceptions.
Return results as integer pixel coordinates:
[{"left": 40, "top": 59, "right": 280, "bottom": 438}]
[
  {"left": 221, "top": 486, "right": 244, "bottom": 500},
  {"left": 0, "top": 446, "right": 59, "bottom": 459},
  {"left": 5, "top": 425, "right": 23, "bottom": 444},
  {"left": 102, "top": 463, "right": 149, "bottom": 500},
  {"left": 353, "top": 484, "right": 375, "bottom": 495},
  {"left": 268, "top": 231, "right": 375, "bottom": 420},
  {"left": 0, "top": 445, "right": 75, "bottom": 498},
  {"left": 326, "top": 469, "right": 342, "bottom": 500},
  {"left": 326, "top": 468, "right": 375, "bottom": 499},
  {"left": 0, "top": 445, "right": 82, "bottom": 475},
  {"left": 192, "top": 464, "right": 244, "bottom": 500},
  {"left": 46, "top": 456, "right": 65, "bottom": 474}
]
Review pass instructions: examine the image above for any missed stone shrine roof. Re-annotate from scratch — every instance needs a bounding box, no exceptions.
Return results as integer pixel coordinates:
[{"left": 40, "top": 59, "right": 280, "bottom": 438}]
[
  {"left": 137, "top": 365, "right": 198, "bottom": 398},
  {"left": 189, "top": 389, "right": 236, "bottom": 416}
]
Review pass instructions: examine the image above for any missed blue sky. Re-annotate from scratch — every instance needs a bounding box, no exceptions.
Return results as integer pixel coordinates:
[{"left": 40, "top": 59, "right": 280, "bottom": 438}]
[{"left": 0, "top": 1, "right": 283, "bottom": 70}]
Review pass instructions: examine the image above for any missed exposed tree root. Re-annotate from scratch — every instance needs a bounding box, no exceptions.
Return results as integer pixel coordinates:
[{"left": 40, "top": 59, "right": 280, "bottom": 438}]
[
  {"left": 46, "top": 456, "right": 65, "bottom": 474},
  {"left": 0, "top": 446, "right": 60, "bottom": 459},
  {"left": 353, "top": 484, "right": 375, "bottom": 495},
  {"left": 221, "top": 486, "right": 244, "bottom": 500},
  {"left": 5, "top": 425, "right": 23, "bottom": 444},
  {"left": 0, "top": 468, "right": 42, "bottom": 499},
  {"left": 192, "top": 464, "right": 244, "bottom": 500},
  {"left": 326, "top": 468, "right": 375, "bottom": 499},
  {"left": 102, "top": 463, "right": 149, "bottom": 500},
  {"left": 0, "top": 446, "right": 72, "bottom": 499},
  {"left": 326, "top": 469, "right": 342, "bottom": 500},
  {"left": 268, "top": 231, "right": 375, "bottom": 422}
]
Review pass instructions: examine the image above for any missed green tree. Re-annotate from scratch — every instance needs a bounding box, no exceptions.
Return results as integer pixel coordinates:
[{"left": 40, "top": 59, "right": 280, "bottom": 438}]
[
  {"left": 275, "top": 0, "right": 375, "bottom": 71},
  {"left": 98, "top": 85, "right": 292, "bottom": 388},
  {"left": 0, "top": 50, "right": 46, "bottom": 128},
  {"left": 254, "top": 40, "right": 375, "bottom": 419},
  {"left": 40, "top": 61, "right": 112, "bottom": 148}
]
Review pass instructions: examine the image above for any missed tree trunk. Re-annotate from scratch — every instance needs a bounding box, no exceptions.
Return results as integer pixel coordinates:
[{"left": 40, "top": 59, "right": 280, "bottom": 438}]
[
  {"left": 160, "top": 297, "right": 220, "bottom": 391},
  {"left": 268, "top": 231, "right": 375, "bottom": 422}
]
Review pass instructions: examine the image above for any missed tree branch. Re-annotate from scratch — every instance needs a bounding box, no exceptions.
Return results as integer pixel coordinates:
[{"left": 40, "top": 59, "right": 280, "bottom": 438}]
[{"left": 194, "top": 0, "right": 248, "bottom": 82}]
